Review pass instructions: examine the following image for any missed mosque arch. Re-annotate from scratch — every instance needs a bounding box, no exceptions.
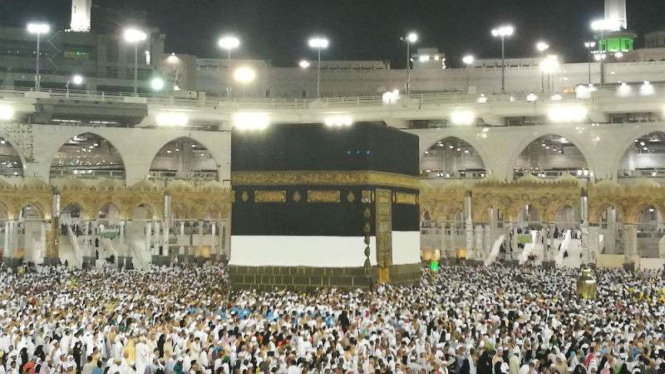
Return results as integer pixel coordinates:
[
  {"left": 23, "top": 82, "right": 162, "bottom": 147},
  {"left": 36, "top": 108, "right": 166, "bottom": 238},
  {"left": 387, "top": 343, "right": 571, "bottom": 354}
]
[
  {"left": 0, "top": 202, "right": 11, "bottom": 221},
  {"left": 475, "top": 204, "right": 508, "bottom": 224},
  {"left": 591, "top": 203, "right": 624, "bottom": 225},
  {"left": 553, "top": 205, "right": 578, "bottom": 230},
  {"left": 49, "top": 133, "right": 126, "bottom": 181},
  {"left": 509, "top": 133, "right": 591, "bottom": 180},
  {"left": 97, "top": 202, "right": 122, "bottom": 221},
  {"left": 19, "top": 203, "right": 45, "bottom": 221},
  {"left": 0, "top": 136, "right": 25, "bottom": 177},
  {"left": 421, "top": 136, "right": 487, "bottom": 179},
  {"left": 517, "top": 204, "right": 542, "bottom": 228},
  {"left": 148, "top": 137, "right": 219, "bottom": 182},
  {"left": 132, "top": 203, "right": 156, "bottom": 221},
  {"left": 617, "top": 131, "right": 665, "bottom": 179},
  {"left": 61, "top": 203, "right": 84, "bottom": 222},
  {"left": 634, "top": 205, "right": 664, "bottom": 258}
]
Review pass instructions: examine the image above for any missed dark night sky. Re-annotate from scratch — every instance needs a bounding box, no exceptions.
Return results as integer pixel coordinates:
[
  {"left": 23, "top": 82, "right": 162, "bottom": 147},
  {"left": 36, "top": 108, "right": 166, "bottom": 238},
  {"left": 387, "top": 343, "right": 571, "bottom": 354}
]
[{"left": 2, "top": 0, "right": 664, "bottom": 67}]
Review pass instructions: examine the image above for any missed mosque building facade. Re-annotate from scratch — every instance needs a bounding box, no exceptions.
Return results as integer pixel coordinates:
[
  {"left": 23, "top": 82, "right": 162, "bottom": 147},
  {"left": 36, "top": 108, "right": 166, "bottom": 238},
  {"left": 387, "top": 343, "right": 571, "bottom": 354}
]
[{"left": 0, "top": 0, "right": 664, "bottom": 281}]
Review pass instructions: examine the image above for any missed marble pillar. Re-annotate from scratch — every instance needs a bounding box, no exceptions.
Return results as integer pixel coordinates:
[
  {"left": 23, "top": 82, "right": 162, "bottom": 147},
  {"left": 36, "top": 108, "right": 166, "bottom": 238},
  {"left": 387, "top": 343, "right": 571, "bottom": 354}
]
[
  {"left": 464, "top": 191, "right": 474, "bottom": 262},
  {"left": 474, "top": 225, "right": 484, "bottom": 263},
  {"left": 624, "top": 224, "right": 639, "bottom": 270}
]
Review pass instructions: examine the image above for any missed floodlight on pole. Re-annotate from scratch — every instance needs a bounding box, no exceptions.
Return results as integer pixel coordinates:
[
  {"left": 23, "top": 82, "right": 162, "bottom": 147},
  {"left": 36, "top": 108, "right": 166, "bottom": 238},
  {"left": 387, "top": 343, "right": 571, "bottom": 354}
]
[
  {"left": 167, "top": 53, "right": 179, "bottom": 65},
  {"left": 400, "top": 32, "right": 418, "bottom": 96},
  {"left": 27, "top": 22, "right": 50, "bottom": 90},
  {"left": 491, "top": 24, "right": 514, "bottom": 92},
  {"left": 150, "top": 77, "right": 165, "bottom": 91},
  {"left": 539, "top": 55, "right": 560, "bottom": 93},
  {"left": 123, "top": 28, "right": 148, "bottom": 96},
  {"left": 462, "top": 55, "right": 474, "bottom": 92},
  {"left": 299, "top": 60, "right": 311, "bottom": 69},
  {"left": 584, "top": 41, "right": 596, "bottom": 84},
  {"left": 536, "top": 41, "right": 550, "bottom": 53},
  {"left": 218, "top": 35, "right": 241, "bottom": 98},
  {"left": 66, "top": 74, "right": 84, "bottom": 96},
  {"left": 308, "top": 36, "right": 329, "bottom": 98}
]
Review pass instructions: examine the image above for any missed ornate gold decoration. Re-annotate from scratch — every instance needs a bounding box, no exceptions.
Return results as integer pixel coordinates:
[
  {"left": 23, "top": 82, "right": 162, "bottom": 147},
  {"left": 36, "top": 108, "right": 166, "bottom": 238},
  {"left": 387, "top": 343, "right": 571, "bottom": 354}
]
[
  {"left": 395, "top": 192, "right": 417, "bottom": 205},
  {"left": 241, "top": 191, "right": 249, "bottom": 202},
  {"left": 347, "top": 191, "right": 355, "bottom": 203},
  {"left": 254, "top": 190, "right": 286, "bottom": 203},
  {"left": 362, "top": 190, "right": 372, "bottom": 204},
  {"left": 363, "top": 208, "right": 371, "bottom": 219},
  {"left": 292, "top": 191, "right": 301, "bottom": 202},
  {"left": 375, "top": 189, "right": 393, "bottom": 271},
  {"left": 232, "top": 171, "right": 419, "bottom": 190},
  {"left": 307, "top": 190, "right": 340, "bottom": 203}
]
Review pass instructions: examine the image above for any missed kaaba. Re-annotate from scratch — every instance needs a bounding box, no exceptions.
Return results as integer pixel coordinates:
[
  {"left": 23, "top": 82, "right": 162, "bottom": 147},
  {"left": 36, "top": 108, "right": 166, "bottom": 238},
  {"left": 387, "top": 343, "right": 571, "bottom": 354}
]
[{"left": 228, "top": 122, "right": 421, "bottom": 291}]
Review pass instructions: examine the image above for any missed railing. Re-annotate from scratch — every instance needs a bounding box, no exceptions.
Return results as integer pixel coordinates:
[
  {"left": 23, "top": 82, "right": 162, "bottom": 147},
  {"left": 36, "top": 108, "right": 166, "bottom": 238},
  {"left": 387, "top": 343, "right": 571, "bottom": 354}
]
[
  {"left": 3, "top": 81, "right": 665, "bottom": 111},
  {"left": 618, "top": 169, "right": 665, "bottom": 178},
  {"left": 148, "top": 171, "right": 219, "bottom": 182},
  {"left": 421, "top": 171, "right": 486, "bottom": 179},
  {"left": 513, "top": 170, "right": 589, "bottom": 179},
  {"left": 50, "top": 169, "right": 125, "bottom": 179}
]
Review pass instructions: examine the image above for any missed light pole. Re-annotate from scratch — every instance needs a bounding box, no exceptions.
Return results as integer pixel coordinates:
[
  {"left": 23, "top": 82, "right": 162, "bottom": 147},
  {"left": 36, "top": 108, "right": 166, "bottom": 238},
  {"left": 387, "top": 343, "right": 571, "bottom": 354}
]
[
  {"left": 462, "top": 55, "right": 474, "bottom": 92},
  {"left": 123, "top": 28, "right": 148, "bottom": 96},
  {"left": 233, "top": 66, "right": 256, "bottom": 97},
  {"left": 299, "top": 60, "right": 311, "bottom": 69},
  {"left": 400, "top": 32, "right": 418, "bottom": 96},
  {"left": 584, "top": 41, "right": 596, "bottom": 85},
  {"left": 27, "top": 23, "right": 50, "bottom": 90},
  {"left": 491, "top": 25, "right": 514, "bottom": 93},
  {"left": 218, "top": 35, "right": 241, "bottom": 97},
  {"left": 536, "top": 41, "right": 549, "bottom": 93},
  {"left": 308, "top": 37, "right": 329, "bottom": 98},
  {"left": 66, "top": 74, "right": 84, "bottom": 96},
  {"left": 594, "top": 53, "right": 607, "bottom": 86},
  {"left": 539, "top": 55, "right": 560, "bottom": 93}
]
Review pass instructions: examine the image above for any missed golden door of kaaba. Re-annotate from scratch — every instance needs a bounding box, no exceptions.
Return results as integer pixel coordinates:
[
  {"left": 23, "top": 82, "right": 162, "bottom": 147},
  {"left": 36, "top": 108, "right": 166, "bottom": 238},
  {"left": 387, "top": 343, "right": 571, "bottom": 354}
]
[{"left": 375, "top": 189, "right": 393, "bottom": 284}]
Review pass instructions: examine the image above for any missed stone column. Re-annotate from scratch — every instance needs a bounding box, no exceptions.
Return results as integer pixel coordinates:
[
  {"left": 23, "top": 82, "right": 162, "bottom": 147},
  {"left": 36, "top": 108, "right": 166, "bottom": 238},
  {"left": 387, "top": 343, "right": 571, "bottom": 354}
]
[
  {"left": 40, "top": 222, "right": 49, "bottom": 264},
  {"left": 579, "top": 189, "right": 591, "bottom": 267},
  {"left": 464, "top": 191, "right": 474, "bottom": 263},
  {"left": 90, "top": 221, "right": 97, "bottom": 259},
  {"left": 624, "top": 224, "right": 639, "bottom": 270},
  {"left": 179, "top": 221, "right": 185, "bottom": 256},
  {"left": 163, "top": 194, "right": 171, "bottom": 261},
  {"left": 44, "top": 192, "right": 61, "bottom": 265},
  {"left": 11, "top": 222, "right": 17, "bottom": 261},
  {"left": 588, "top": 225, "right": 600, "bottom": 266},
  {"left": 475, "top": 225, "right": 484, "bottom": 263},
  {"left": 3, "top": 221, "right": 10, "bottom": 260},
  {"left": 439, "top": 222, "right": 447, "bottom": 263},
  {"left": 154, "top": 221, "right": 160, "bottom": 256},
  {"left": 198, "top": 220, "right": 204, "bottom": 260},
  {"left": 449, "top": 224, "right": 456, "bottom": 261},
  {"left": 606, "top": 207, "right": 617, "bottom": 254},
  {"left": 511, "top": 224, "right": 518, "bottom": 263},
  {"left": 146, "top": 222, "right": 152, "bottom": 256},
  {"left": 211, "top": 222, "right": 217, "bottom": 256},
  {"left": 484, "top": 223, "right": 492, "bottom": 261},
  {"left": 541, "top": 223, "right": 554, "bottom": 268}
]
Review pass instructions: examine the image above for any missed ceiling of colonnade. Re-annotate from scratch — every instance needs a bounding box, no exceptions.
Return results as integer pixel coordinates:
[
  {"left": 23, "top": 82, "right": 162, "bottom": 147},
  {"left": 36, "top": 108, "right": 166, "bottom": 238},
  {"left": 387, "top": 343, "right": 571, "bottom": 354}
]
[
  {"left": 514, "top": 134, "right": 588, "bottom": 179},
  {"left": 421, "top": 137, "right": 486, "bottom": 179},
  {"left": 50, "top": 133, "right": 125, "bottom": 179}
]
